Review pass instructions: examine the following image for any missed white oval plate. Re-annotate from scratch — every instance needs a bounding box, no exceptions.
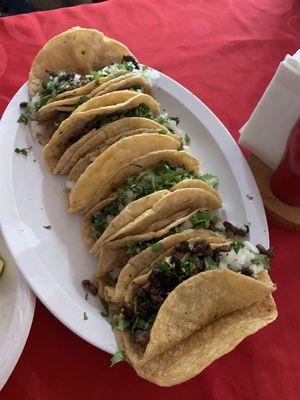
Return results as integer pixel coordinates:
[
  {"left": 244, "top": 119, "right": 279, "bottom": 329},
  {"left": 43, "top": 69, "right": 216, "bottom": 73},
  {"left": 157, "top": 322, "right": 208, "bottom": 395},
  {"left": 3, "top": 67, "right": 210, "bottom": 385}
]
[
  {"left": 0, "top": 230, "right": 35, "bottom": 390},
  {"left": 0, "top": 71, "right": 268, "bottom": 354}
]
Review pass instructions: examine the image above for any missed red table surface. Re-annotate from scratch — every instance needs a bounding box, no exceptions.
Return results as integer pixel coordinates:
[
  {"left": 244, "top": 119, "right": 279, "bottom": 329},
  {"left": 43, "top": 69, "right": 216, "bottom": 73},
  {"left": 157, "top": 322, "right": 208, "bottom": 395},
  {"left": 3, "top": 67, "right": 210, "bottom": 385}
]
[{"left": 1, "top": 0, "right": 300, "bottom": 398}]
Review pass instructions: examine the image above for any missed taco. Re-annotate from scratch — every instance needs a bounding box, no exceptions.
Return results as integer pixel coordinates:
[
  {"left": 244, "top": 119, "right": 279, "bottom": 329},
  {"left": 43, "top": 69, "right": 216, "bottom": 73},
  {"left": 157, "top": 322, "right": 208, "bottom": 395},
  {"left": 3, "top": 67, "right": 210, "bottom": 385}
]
[
  {"left": 98, "top": 212, "right": 229, "bottom": 303},
  {"left": 43, "top": 91, "right": 160, "bottom": 172},
  {"left": 36, "top": 74, "right": 152, "bottom": 123},
  {"left": 55, "top": 117, "right": 178, "bottom": 176},
  {"left": 88, "top": 183, "right": 221, "bottom": 258},
  {"left": 29, "top": 27, "right": 134, "bottom": 99},
  {"left": 120, "top": 285, "right": 276, "bottom": 386},
  {"left": 70, "top": 149, "right": 200, "bottom": 215},
  {"left": 79, "top": 150, "right": 217, "bottom": 250},
  {"left": 112, "top": 234, "right": 276, "bottom": 384}
]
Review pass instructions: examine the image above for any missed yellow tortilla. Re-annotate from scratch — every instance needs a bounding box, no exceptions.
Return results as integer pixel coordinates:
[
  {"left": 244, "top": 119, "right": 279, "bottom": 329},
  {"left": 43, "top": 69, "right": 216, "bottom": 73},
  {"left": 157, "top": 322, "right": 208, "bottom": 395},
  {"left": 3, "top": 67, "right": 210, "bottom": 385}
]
[
  {"left": 82, "top": 190, "right": 170, "bottom": 251},
  {"left": 29, "top": 27, "right": 134, "bottom": 98},
  {"left": 36, "top": 74, "right": 152, "bottom": 123},
  {"left": 68, "top": 129, "right": 171, "bottom": 182},
  {"left": 117, "top": 291, "right": 277, "bottom": 386},
  {"left": 70, "top": 150, "right": 200, "bottom": 214},
  {"left": 68, "top": 134, "right": 180, "bottom": 214},
  {"left": 55, "top": 117, "right": 178, "bottom": 175},
  {"left": 100, "top": 228, "right": 229, "bottom": 303},
  {"left": 43, "top": 91, "right": 160, "bottom": 172},
  {"left": 117, "top": 268, "right": 275, "bottom": 368}
]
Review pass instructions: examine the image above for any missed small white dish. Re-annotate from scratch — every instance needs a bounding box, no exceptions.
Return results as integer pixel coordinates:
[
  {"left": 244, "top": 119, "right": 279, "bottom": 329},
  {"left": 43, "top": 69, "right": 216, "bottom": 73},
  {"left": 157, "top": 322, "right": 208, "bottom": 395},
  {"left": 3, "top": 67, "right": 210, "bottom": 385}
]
[{"left": 0, "top": 230, "right": 35, "bottom": 390}]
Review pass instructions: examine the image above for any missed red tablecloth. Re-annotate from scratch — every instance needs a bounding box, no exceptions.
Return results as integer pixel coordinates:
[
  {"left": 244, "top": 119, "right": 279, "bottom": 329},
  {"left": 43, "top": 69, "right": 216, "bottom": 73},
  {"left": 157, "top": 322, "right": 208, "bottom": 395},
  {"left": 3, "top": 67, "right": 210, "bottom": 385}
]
[{"left": 1, "top": 1, "right": 300, "bottom": 398}]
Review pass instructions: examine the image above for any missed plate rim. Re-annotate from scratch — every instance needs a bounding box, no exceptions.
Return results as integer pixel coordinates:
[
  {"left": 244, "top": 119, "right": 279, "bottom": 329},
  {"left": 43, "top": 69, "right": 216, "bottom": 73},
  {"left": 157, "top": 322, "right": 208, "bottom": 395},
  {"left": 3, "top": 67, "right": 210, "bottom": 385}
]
[{"left": 0, "top": 72, "right": 269, "bottom": 354}]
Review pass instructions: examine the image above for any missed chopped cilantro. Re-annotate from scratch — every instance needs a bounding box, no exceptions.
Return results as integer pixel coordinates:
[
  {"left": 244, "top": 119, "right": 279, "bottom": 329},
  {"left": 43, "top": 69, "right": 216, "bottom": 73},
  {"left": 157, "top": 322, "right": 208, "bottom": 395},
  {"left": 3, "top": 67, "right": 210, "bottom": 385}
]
[
  {"left": 204, "top": 256, "right": 217, "bottom": 270},
  {"left": 177, "top": 139, "right": 184, "bottom": 151},
  {"left": 201, "top": 173, "right": 219, "bottom": 188},
  {"left": 230, "top": 241, "right": 245, "bottom": 254},
  {"left": 15, "top": 146, "right": 32, "bottom": 157},
  {"left": 184, "top": 133, "right": 191, "bottom": 146},
  {"left": 84, "top": 103, "right": 153, "bottom": 132},
  {"left": 43, "top": 225, "right": 52, "bottom": 230},
  {"left": 170, "top": 116, "right": 180, "bottom": 125},
  {"left": 17, "top": 113, "right": 29, "bottom": 124},
  {"left": 251, "top": 254, "right": 270, "bottom": 270},
  {"left": 76, "top": 95, "right": 89, "bottom": 107},
  {"left": 89, "top": 70, "right": 100, "bottom": 83},
  {"left": 150, "top": 242, "right": 165, "bottom": 253},
  {"left": 99, "top": 295, "right": 109, "bottom": 317},
  {"left": 125, "top": 237, "right": 162, "bottom": 256},
  {"left": 83, "top": 312, "right": 88, "bottom": 321},
  {"left": 92, "top": 162, "right": 198, "bottom": 239},
  {"left": 190, "top": 210, "right": 216, "bottom": 229},
  {"left": 159, "top": 129, "right": 167, "bottom": 135},
  {"left": 110, "top": 351, "right": 126, "bottom": 367},
  {"left": 114, "top": 318, "right": 129, "bottom": 331}
]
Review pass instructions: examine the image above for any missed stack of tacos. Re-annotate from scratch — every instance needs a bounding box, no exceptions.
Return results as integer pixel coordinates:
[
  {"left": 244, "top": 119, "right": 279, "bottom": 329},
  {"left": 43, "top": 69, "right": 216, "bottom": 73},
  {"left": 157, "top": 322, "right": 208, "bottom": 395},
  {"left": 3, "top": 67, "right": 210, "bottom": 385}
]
[{"left": 19, "top": 27, "right": 277, "bottom": 386}]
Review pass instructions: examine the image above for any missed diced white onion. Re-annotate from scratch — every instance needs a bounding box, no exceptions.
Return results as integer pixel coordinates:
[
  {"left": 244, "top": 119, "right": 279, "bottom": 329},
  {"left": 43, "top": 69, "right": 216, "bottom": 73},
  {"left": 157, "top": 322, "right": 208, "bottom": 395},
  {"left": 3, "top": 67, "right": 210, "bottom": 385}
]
[
  {"left": 118, "top": 203, "right": 124, "bottom": 212},
  {"left": 65, "top": 180, "right": 75, "bottom": 191},
  {"left": 180, "top": 220, "right": 193, "bottom": 230},
  {"left": 244, "top": 241, "right": 259, "bottom": 254},
  {"left": 106, "top": 215, "right": 114, "bottom": 224},
  {"left": 73, "top": 74, "right": 81, "bottom": 85},
  {"left": 124, "top": 190, "right": 135, "bottom": 202},
  {"left": 215, "top": 221, "right": 225, "bottom": 231}
]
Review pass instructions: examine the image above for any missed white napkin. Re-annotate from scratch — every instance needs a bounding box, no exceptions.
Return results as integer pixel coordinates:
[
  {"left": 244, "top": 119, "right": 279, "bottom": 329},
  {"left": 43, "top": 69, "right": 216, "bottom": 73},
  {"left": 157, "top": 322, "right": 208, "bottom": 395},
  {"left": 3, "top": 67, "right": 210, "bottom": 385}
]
[{"left": 239, "top": 50, "right": 300, "bottom": 170}]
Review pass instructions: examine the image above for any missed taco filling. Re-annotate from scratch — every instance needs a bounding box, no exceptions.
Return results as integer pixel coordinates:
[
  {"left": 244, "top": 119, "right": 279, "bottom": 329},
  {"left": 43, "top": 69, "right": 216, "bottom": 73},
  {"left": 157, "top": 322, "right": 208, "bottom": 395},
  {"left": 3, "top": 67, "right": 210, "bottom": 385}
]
[
  {"left": 91, "top": 163, "right": 215, "bottom": 239},
  {"left": 114, "top": 240, "right": 272, "bottom": 346},
  {"left": 104, "top": 211, "right": 249, "bottom": 288},
  {"left": 19, "top": 56, "right": 159, "bottom": 124}
]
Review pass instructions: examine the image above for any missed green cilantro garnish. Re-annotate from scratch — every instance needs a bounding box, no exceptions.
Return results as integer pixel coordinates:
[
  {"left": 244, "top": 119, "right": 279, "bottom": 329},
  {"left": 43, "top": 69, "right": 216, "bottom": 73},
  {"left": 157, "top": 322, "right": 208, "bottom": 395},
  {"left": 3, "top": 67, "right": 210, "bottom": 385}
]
[
  {"left": 99, "top": 295, "right": 109, "bottom": 317},
  {"left": 83, "top": 312, "right": 88, "bottom": 321},
  {"left": 204, "top": 256, "right": 217, "bottom": 270},
  {"left": 114, "top": 318, "right": 129, "bottom": 331},
  {"left": 190, "top": 210, "right": 216, "bottom": 229},
  {"left": 184, "top": 133, "right": 191, "bottom": 146},
  {"left": 170, "top": 116, "right": 180, "bottom": 125},
  {"left": 89, "top": 70, "right": 100, "bottom": 83},
  {"left": 159, "top": 129, "right": 167, "bottom": 135},
  {"left": 15, "top": 146, "right": 32, "bottom": 156},
  {"left": 150, "top": 243, "right": 165, "bottom": 253},
  {"left": 91, "top": 162, "right": 198, "bottom": 239},
  {"left": 76, "top": 95, "right": 89, "bottom": 107},
  {"left": 17, "top": 113, "right": 29, "bottom": 124},
  {"left": 110, "top": 351, "right": 126, "bottom": 367},
  {"left": 230, "top": 241, "right": 245, "bottom": 254},
  {"left": 85, "top": 103, "right": 153, "bottom": 132},
  {"left": 251, "top": 254, "right": 270, "bottom": 270},
  {"left": 201, "top": 173, "right": 219, "bottom": 188},
  {"left": 177, "top": 139, "right": 184, "bottom": 151},
  {"left": 43, "top": 225, "right": 52, "bottom": 230},
  {"left": 125, "top": 238, "right": 159, "bottom": 256}
]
